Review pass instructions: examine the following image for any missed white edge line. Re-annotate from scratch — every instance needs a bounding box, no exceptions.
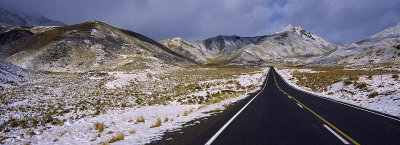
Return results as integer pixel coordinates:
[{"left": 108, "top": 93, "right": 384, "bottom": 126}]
[
  {"left": 296, "top": 103, "right": 303, "bottom": 108},
  {"left": 274, "top": 68, "right": 400, "bottom": 122},
  {"left": 323, "top": 124, "right": 350, "bottom": 144},
  {"left": 205, "top": 69, "right": 270, "bottom": 145}
]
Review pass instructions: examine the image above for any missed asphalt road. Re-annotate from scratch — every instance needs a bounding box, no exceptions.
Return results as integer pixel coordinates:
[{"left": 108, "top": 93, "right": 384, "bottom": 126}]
[{"left": 151, "top": 67, "right": 400, "bottom": 145}]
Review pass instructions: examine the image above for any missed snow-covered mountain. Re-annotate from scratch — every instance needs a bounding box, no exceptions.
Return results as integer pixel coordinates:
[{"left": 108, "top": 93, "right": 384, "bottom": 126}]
[
  {"left": 0, "top": 21, "right": 196, "bottom": 72},
  {"left": 306, "top": 22, "right": 400, "bottom": 66},
  {"left": 0, "top": 7, "right": 65, "bottom": 28},
  {"left": 160, "top": 24, "right": 336, "bottom": 65}
]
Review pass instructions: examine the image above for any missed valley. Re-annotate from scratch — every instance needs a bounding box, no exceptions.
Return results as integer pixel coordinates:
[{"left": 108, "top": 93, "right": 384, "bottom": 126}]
[{"left": 0, "top": 6, "right": 399, "bottom": 144}]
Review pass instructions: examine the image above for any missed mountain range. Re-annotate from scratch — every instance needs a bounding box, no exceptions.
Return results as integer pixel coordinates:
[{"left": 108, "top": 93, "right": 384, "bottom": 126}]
[
  {"left": 0, "top": 11, "right": 399, "bottom": 73},
  {"left": 160, "top": 24, "right": 337, "bottom": 65}
]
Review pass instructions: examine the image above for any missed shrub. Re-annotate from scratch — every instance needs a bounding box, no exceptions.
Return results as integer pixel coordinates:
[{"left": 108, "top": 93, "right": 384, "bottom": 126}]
[
  {"left": 393, "top": 74, "right": 399, "bottom": 79},
  {"left": 214, "top": 108, "right": 221, "bottom": 112},
  {"left": 368, "top": 92, "right": 379, "bottom": 98},
  {"left": 150, "top": 118, "right": 162, "bottom": 128}
]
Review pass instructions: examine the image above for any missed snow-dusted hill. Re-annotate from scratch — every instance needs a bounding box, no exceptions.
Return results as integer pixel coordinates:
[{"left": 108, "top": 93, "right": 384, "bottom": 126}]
[
  {"left": 0, "top": 21, "right": 196, "bottom": 72},
  {"left": 160, "top": 24, "right": 336, "bottom": 65},
  {"left": 0, "top": 7, "right": 65, "bottom": 28},
  {"left": 306, "top": 22, "right": 400, "bottom": 66},
  {"left": 0, "top": 60, "right": 31, "bottom": 83}
]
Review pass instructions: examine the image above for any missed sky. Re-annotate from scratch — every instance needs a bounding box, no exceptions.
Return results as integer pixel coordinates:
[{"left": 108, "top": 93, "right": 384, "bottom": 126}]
[{"left": 1, "top": 0, "right": 400, "bottom": 45}]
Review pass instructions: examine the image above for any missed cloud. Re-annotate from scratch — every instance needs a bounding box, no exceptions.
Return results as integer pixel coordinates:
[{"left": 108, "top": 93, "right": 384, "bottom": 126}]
[{"left": 1, "top": 0, "right": 399, "bottom": 44}]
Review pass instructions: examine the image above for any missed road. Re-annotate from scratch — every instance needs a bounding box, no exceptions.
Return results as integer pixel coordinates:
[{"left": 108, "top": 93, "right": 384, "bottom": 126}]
[{"left": 151, "top": 67, "right": 400, "bottom": 145}]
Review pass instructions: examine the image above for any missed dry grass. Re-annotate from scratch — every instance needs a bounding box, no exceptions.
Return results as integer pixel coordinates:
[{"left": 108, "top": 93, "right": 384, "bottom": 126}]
[
  {"left": 291, "top": 66, "right": 398, "bottom": 92},
  {"left": 368, "top": 92, "right": 379, "bottom": 98},
  {"left": 164, "top": 117, "right": 169, "bottom": 122},
  {"left": 108, "top": 132, "right": 124, "bottom": 143},
  {"left": 183, "top": 108, "right": 193, "bottom": 116},
  {"left": 0, "top": 64, "right": 264, "bottom": 143},
  {"left": 150, "top": 118, "right": 162, "bottom": 128},
  {"left": 129, "top": 129, "right": 136, "bottom": 134},
  {"left": 94, "top": 122, "right": 104, "bottom": 132},
  {"left": 214, "top": 108, "right": 222, "bottom": 112},
  {"left": 136, "top": 116, "right": 145, "bottom": 123}
]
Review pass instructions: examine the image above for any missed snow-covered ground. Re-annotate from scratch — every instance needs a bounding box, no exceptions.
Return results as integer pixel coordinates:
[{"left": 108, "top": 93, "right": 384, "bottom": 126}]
[
  {"left": 0, "top": 67, "right": 269, "bottom": 144},
  {"left": 276, "top": 67, "right": 400, "bottom": 117}
]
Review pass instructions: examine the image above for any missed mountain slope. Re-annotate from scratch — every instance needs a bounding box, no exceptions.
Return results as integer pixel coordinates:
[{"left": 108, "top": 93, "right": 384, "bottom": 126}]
[
  {"left": 0, "top": 7, "right": 65, "bottom": 28},
  {"left": 161, "top": 24, "right": 336, "bottom": 65},
  {"left": 306, "top": 22, "right": 400, "bottom": 66},
  {"left": 0, "top": 21, "right": 196, "bottom": 72},
  {"left": 0, "top": 60, "right": 31, "bottom": 83}
]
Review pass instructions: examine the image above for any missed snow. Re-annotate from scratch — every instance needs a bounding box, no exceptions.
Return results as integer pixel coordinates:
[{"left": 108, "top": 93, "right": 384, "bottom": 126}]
[
  {"left": 1, "top": 67, "right": 269, "bottom": 144},
  {"left": 105, "top": 72, "right": 150, "bottom": 89},
  {"left": 276, "top": 68, "right": 400, "bottom": 117}
]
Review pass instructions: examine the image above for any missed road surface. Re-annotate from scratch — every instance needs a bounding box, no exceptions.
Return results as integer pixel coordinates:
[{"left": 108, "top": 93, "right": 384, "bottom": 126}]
[{"left": 151, "top": 67, "right": 400, "bottom": 145}]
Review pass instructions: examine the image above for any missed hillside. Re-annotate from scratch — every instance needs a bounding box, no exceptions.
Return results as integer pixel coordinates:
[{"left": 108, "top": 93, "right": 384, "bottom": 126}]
[
  {"left": 0, "top": 60, "right": 32, "bottom": 83},
  {"left": 306, "top": 22, "right": 400, "bottom": 66},
  {"left": 0, "top": 7, "right": 65, "bottom": 28},
  {"left": 0, "top": 21, "right": 196, "bottom": 72}
]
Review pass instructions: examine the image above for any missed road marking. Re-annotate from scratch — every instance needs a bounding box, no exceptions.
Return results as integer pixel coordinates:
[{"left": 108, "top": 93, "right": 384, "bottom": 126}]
[
  {"left": 274, "top": 68, "right": 400, "bottom": 122},
  {"left": 323, "top": 124, "right": 350, "bottom": 144},
  {"left": 296, "top": 103, "right": 303, "bottom": 108},
  {"left": 272, "top": 72, "right": 360, "bottom": 145},
  {"left": 205, "top": 69, "right": 270, "bottom": 145}
]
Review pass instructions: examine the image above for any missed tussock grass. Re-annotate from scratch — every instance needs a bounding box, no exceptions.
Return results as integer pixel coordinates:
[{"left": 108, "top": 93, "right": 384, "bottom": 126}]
[
  {"left": 355, "top": 82, "right": 368, "bottom": 90},
  {"left": 291, "top": 67, "right": 398, "bottom": 92},
  {"left": 108, "top": 132, "right": 124, "bottom": 143},
  {"left": 164, "top": 117, "right": 169, "bottom": 122},
  {"left": 136, "top": 116, "right": 145, "bottom": 123},
  {"left": 94, "top": 122, "right": 104, "bottom": 132},
  {"left": 150, "top": 118, "right": 162, "bottom": 128},
  {"left": 214, "top": 108, "right": 221, "bottom": 112},
  {"left": 368, "top": 92, "right": 379, "bottom": 98},
  {"left": 183, "top": 108, "right": 193, "bottom": 116},
  {"left": 129, "top": 129, "right": 136, "bottom": 134}
]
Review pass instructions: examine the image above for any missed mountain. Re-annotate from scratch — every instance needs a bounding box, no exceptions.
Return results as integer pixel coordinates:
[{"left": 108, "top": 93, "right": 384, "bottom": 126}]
[
  {"left": 0, "top": 7, "right": 65, "bottom": 28},
  {"left": 306, "top": 22, "right": 400, "bottom": 66},
  {"left": 160, "top": 24, "right": 336, "bottom": 65},
  {"left": 0, "top": 21, "right": 196, "bottom": 72}
]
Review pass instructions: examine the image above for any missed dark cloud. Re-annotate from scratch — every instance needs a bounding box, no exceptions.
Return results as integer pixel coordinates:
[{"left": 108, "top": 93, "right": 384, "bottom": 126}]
[{"left": 1, "top": 0, "right": 399, "bottom": 44}]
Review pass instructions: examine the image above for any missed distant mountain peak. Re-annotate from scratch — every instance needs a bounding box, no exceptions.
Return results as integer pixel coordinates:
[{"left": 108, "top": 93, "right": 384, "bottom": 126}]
[{"left": 280, "top": 24, "right": 306, "bottom": 33}]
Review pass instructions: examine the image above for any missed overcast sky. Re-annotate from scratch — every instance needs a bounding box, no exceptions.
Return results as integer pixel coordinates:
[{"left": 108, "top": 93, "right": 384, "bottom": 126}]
[{"left": 1, "top": 0, "right": 400, "bottom": 44}]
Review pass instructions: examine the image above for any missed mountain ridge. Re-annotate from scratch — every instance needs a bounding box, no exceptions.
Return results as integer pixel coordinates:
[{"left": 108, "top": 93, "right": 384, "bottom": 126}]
[
  {"left": 0, "top": 20, "right": 197, "bottom": 72},
  {"left": 0, "top": 7, "right": 65, "bottom": 28},
  {"left": 160, "top": 24, "right": 336, "bottom": 65}
]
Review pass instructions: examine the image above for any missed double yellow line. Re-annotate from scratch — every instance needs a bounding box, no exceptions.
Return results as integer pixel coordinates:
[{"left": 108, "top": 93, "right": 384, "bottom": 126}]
[{"left": 272, "top": 72, "right": 360, "bottom": 145}]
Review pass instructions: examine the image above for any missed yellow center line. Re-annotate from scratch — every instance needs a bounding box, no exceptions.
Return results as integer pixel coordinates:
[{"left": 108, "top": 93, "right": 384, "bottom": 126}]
[{"left": 272, "top": 72, "right": 360, "bottom": 145}]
